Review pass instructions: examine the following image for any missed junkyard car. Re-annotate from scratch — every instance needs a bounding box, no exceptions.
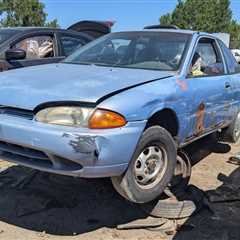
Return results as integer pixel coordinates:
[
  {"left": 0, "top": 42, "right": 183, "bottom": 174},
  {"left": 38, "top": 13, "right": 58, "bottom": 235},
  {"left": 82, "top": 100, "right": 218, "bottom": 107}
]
[
  {"left": 0, "top": 27, "right": 239, "bottom": 203},
  {"left": 0, "top": 21, "right": 112, "bottom": 71}
]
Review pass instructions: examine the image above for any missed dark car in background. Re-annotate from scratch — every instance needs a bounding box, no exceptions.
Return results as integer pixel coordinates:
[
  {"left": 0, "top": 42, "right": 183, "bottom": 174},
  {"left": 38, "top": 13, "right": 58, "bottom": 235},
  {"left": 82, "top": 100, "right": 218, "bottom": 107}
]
[{"left": 0, "top": 20, "right": 113, "bottom": 71}]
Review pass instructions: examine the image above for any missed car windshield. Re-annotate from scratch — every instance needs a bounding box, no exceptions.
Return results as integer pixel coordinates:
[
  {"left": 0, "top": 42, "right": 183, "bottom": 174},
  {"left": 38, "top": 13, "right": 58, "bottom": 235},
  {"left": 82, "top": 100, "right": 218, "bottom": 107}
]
[
  {"left": 64, "top": 31, "right": 191, "bottom": 71},
  {"left": 0, "top": 29, "right": 19, "bottom": 45}
]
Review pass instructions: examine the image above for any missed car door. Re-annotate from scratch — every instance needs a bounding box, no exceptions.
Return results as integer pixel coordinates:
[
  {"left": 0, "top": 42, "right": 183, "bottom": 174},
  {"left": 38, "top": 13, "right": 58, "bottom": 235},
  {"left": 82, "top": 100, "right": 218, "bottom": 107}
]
[
  {"left": 7, "top": 32, "right": 64, "bottom": 69},
  {"left": 185, "top": 36, "right": 232, "bottom": 138},
  {"left": 218, "top": 39, "right": 240, "bottom": 118}
]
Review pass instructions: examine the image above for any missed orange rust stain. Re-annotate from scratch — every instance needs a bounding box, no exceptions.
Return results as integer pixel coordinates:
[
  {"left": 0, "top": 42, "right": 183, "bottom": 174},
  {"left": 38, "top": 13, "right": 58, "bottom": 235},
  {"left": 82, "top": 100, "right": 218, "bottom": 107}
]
[
  {"left": 195, "top": 102, "right": 205, "bottom": 135},
  {"left": 176, "top": 79, "right": 188, "bottom": 91}
]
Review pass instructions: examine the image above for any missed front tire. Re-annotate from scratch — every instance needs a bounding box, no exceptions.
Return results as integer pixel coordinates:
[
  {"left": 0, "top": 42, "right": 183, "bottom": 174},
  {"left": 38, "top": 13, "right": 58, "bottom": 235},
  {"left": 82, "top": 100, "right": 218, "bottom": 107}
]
[{"left": 111, "top": 126, "right": 177, "bottom": 203}]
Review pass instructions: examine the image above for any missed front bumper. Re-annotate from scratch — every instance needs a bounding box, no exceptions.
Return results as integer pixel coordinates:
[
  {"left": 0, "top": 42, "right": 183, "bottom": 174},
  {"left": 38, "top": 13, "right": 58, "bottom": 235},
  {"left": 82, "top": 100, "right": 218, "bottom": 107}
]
[{"left": 0, "top": 114, "right": 146, "bottom": 177}]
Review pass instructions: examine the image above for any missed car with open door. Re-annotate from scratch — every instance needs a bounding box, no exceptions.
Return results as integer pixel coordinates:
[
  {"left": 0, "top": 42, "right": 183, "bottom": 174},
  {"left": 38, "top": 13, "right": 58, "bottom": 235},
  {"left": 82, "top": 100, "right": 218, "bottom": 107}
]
[
  {"left": 0, "top": 26, "right": 239, "bottom": 204},
  {"left": 0, "top": 20, "right": 113, "bottom": 71}
]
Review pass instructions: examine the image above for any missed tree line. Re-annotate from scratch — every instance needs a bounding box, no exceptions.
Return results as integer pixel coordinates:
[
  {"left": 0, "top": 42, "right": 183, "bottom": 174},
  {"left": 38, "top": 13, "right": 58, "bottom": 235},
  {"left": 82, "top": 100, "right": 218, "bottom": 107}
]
[
  {"left": 160, "top": 0, "right": 240, "bottom": 49},
  {"left": 0, "top": 0, "right": 59, "bottom": 28},
  {"left": 0, "top": 0, "right": 239, "bottom": 49}
]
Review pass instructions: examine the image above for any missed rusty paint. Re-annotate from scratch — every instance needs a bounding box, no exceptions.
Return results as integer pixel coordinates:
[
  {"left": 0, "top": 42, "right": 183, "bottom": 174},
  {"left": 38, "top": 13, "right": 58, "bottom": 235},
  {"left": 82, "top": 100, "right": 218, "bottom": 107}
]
[
  {"left": 176, "top": 79, "right": 188, "bottom": 91},
  {"left": 195, "top": 102, "right": 205, "bottom": 135}
]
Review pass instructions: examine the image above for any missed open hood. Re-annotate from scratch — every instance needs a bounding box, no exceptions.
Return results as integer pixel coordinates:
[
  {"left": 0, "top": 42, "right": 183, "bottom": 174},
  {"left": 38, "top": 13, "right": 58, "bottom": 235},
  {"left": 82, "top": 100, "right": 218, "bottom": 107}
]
[{"left": 67, "top": 20, "right": 114, "bottom": 39}]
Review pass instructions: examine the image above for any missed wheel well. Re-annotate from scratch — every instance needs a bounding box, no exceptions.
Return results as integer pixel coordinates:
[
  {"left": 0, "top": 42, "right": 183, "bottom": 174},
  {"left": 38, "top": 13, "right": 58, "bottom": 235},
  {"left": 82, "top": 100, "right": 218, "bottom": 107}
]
[{"left": 146, "top": 109, "right": 179, "bottom": 137}]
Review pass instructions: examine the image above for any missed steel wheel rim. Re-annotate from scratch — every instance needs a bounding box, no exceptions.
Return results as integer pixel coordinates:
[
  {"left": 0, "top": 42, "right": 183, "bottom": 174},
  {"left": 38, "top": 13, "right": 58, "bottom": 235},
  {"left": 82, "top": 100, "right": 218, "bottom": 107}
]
[{"left": 134, "top": 145, "right": 168, "bottom": 189}]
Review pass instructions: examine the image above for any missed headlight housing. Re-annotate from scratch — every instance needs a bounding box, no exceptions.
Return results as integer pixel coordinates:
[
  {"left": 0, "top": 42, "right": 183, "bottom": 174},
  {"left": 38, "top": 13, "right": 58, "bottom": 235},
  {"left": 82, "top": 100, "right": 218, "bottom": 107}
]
[
  {"left": 35, "top": 106, "right": 93, "bottom": 127},
  {"left": 35, "top": 106, "right": 127, "bottom": 129}
]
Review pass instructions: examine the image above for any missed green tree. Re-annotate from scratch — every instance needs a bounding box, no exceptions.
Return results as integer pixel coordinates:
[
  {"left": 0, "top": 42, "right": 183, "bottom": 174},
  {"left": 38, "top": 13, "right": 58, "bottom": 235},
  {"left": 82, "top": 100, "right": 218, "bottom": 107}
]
[
  {"left": 0, "top": 0, "right": 59, "bottom": 27},
  {"left": 160, "top": 0, "right": 240, "bottom": 48},
  {"left": 228, "top": 20, "right": 240, "bottom": 49},
  {"left": 159, "top": 13, "right": 172, "bottom": 25},
  {"left": 160, "top": 0, "right": 232, "bottom": 32}
]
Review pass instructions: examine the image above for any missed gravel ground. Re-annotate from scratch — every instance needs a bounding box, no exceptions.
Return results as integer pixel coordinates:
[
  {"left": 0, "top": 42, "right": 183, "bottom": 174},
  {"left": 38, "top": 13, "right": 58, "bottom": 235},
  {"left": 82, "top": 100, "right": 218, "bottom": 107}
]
[{"left": 0, "top": 135, "right": 238, "bottom": 240}]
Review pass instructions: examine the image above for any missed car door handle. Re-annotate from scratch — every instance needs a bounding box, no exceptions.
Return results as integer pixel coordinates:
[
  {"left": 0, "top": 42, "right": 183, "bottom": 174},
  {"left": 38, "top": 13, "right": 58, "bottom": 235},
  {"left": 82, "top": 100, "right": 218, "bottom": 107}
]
[{"left": 225, "top": 82, "right": 231, "bottom": 89}]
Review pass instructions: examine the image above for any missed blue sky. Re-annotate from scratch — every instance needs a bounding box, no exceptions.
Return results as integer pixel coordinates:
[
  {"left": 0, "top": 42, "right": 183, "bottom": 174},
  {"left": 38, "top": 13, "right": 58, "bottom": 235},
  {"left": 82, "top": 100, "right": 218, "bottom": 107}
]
[{"left": 42, "top": 0, "right": 240, "bottom": 31}]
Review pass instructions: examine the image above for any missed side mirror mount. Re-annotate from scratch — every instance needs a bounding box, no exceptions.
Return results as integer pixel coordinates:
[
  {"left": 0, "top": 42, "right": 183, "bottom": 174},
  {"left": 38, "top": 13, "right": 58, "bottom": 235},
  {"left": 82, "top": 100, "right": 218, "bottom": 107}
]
[{"left": 5, "top": 48, "right": 26, "bottom": 61}]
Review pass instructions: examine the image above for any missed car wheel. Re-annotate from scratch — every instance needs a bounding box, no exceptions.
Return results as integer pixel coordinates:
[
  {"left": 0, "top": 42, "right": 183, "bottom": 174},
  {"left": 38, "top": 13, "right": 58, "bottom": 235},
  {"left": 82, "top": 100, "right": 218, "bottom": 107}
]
[
  {"left": 219, "top": 111, "right": 240, "bottom": 143},
  {"left": 111, "top": 126, "right": 177, "bottom": 203}
]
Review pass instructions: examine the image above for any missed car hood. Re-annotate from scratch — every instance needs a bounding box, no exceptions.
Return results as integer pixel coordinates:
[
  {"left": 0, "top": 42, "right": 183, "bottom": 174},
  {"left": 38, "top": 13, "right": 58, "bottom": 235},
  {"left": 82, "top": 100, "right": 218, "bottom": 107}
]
[{"left": 0, "top": 63, "right": 173, "bottom": 110}]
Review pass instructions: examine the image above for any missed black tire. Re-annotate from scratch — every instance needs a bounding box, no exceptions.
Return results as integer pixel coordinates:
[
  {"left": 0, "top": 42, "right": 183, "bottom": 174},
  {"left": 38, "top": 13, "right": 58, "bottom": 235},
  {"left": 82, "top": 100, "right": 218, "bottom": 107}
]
[
  {"left": 164, "top": 150, "right": 192, "bottom": 198},
  {"left": 219, "top": 111, "right": 240, "bottom": 143},
  {"left": 141, "top": 185, "right": 204, "bottom": 219},
  {"left": 111, "top": 126, "right": 177, "bottom": 203}
]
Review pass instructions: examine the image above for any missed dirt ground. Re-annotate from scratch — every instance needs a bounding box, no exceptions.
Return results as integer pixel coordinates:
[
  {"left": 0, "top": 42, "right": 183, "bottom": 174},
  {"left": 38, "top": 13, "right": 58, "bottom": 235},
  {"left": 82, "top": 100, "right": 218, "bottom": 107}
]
[{"left": 0, "top": 135, "right": 239, "bottom": 240}]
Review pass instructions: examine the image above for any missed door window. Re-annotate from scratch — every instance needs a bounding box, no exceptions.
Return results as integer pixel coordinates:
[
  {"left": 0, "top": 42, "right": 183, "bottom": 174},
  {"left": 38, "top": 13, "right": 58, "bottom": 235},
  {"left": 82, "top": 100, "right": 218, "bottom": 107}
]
[
  {"left": 13, "top": 35, "right": 54, "bottom": 59},
  {"left": 60, "top": 36, "right": 84, "bottom": 56},
  {"left": 218, "top": 40, "right": 240, "bottom": 74},
  {"left": 189, "top": 38, "right": 225, "bottom": 77}
]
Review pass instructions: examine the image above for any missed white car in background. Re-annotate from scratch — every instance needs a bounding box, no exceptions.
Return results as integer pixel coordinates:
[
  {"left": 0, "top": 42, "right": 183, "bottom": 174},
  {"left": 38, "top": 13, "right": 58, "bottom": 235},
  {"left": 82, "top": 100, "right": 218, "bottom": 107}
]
[{"left": 231, "top": 49, "right": 240, "bottom": 64}]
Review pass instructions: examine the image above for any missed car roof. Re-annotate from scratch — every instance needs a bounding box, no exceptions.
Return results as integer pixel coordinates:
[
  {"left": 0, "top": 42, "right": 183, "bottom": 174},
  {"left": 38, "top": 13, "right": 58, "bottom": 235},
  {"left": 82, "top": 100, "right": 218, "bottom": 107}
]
[
  {"left": 0, "top": 27, "right": 60, "bottom": 31},
  {"left": 143, "top": 28, "right": 195, "bottom": 34},
  {"left": 0, "top": 27, "right": 92, "bottom": 40},
  {"left": 143, "top": 28, "right": 216, "bottom": 37},
  {"left": 0, "top": 27, "right": 77, "bottom": 34},
  {"left": 1, "top": 27, "right": 216, "bottom": 39},
  {"left": 113, "top": 29, "right": 218, "bottom": 39}
]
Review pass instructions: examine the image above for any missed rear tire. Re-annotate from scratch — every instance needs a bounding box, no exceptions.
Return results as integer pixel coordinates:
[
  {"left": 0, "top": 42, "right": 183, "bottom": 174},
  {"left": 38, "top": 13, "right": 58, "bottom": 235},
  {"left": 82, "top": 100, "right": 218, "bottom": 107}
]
[
  {"left": 164, "top": 150, "right": 191, "bottom": 198},
  {"left": 219, "top": 111, "right": 240, "bottom": 143},
  {"left": 111, "top": 126, "right": 177, "bottom": 203}
]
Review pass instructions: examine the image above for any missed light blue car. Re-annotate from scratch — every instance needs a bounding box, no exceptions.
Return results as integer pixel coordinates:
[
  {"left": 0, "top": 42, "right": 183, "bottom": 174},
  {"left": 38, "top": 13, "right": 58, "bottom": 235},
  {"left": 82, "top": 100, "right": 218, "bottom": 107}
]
[{"left": 0, "top": 27, "right": 239, "bottom": 203}]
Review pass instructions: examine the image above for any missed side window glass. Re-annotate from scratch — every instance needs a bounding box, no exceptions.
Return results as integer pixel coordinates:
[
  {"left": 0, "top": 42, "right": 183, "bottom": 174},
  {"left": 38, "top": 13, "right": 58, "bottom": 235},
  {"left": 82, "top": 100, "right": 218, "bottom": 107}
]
[
  {"left": 60, "top": 36, "right": 84, "bottom": 56},
  {"left": 13, "top": 36, "right": 54, "bottom": 59},
  {"left": 189, "top": 38, "right": 224, "bottom": 77},
  {"left": 218, "top": 40, "right": 240, "bottom": 74}
]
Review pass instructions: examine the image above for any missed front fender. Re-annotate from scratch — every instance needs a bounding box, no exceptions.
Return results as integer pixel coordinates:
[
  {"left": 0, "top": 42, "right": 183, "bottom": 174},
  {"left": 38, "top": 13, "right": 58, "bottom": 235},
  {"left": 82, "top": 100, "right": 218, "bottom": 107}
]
[
  {"left": 98, "top": 75, "right": 191, "bottom": 142},
  {"left": 98, "top": 76, "right": 179, "bottom": 121}
]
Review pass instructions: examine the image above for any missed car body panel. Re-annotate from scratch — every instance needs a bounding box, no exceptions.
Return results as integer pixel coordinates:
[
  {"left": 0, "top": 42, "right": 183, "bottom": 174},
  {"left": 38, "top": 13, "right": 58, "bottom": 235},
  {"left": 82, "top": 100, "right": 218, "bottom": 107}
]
[
  {"left": 0, "top": 63, "right": 172, "bottom": 110},
  {"left": 0, "top": 114, "right": 145, "bottom": 177}
]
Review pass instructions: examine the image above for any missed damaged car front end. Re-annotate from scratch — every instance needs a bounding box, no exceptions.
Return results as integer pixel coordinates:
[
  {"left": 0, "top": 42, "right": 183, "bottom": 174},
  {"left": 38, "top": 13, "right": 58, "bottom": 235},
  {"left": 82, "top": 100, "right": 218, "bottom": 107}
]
[
  {"left": 0, "top": 29, "right": 237, "bottom": 204},
  {"left": 0, "top": 109, "right": 145, "bottom": 177}
]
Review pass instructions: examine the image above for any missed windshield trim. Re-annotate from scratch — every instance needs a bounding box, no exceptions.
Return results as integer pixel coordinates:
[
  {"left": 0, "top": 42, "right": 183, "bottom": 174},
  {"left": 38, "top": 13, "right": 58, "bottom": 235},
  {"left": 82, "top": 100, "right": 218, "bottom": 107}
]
[
  {"left": 62, "top": 61, "right": 180, "bottom": 72},
  {"left": 62, "top": 61, "right": 180, "bottom": 73}
]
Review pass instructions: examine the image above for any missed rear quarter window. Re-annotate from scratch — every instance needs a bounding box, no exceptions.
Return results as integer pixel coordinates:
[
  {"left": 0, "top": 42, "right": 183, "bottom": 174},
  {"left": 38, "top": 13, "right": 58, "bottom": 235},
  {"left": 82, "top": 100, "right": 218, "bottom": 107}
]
[{"left": 218, "top": 40, "right": 240, "bottom": 74}]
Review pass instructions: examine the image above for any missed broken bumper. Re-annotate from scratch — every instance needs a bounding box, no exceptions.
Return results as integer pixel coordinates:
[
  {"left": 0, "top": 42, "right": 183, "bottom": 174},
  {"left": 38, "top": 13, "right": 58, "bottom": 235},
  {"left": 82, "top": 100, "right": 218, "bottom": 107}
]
[{"left": 0, "top": 115, "right": 146, "bottom": 177}]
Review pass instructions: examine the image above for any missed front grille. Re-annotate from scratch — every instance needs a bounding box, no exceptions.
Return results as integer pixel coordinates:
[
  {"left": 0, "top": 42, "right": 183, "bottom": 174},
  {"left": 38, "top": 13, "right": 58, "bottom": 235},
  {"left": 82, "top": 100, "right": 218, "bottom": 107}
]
[
  {"left": 0, "top": 107, "right": 33, "bottom": 120},
  {"left": 0, "top": 141, "right": 82, "bottom": 172}
]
